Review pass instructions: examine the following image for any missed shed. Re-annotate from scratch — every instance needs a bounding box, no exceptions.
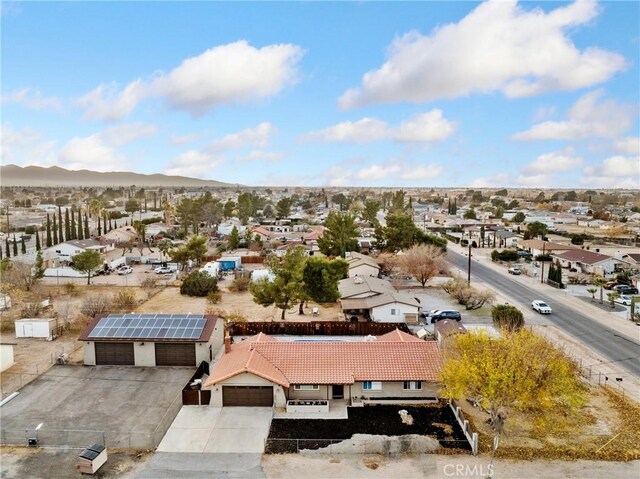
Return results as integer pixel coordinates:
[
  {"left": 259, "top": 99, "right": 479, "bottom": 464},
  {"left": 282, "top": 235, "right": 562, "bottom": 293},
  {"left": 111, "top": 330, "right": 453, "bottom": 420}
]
[
  {"left": 251, "top": 269, "right": 275, "bottom": 283},
  {"left": 0, "top": 294, "right": 11, "bottom": 311},
  {"left": 218, "top": 257, "right": 241, "bottom": 271},
  {"left": 15, "top": 318, "right": 57, "bottom": 339},
  {"left": 200, "top": 261, "right": 220, "bottom": 277},
  {"left": 78, "top": 444, "right": 108, "bottom": 474}
]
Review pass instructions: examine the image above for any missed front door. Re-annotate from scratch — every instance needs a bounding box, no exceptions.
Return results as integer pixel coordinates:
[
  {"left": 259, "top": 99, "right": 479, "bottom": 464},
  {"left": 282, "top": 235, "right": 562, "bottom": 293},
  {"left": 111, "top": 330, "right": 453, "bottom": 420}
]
[{"left": 332, "top": 385, "right": 344, "bottom": 399}]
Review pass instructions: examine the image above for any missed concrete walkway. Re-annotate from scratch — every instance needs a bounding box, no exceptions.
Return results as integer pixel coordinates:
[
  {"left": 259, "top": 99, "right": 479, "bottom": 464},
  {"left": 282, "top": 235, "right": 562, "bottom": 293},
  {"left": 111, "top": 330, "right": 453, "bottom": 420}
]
[
  {"left": 157, "top": 406, "right": 273, "bottom": 453},
  {"left": 138, "top": 452, "right": 266, "bottom": 479}
]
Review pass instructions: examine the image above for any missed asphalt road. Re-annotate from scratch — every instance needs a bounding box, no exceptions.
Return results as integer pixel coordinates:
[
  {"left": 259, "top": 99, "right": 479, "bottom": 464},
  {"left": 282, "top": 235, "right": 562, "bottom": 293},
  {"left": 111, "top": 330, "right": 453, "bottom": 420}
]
[{"left": 447, "top": 249, "right": 640, "bottom": 377}]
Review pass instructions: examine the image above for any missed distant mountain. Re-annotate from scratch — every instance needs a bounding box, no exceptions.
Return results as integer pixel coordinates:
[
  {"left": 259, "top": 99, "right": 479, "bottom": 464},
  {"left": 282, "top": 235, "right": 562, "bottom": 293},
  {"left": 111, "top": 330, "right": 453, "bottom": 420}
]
[{"left": 0, "top": 165, "right": 236, "bottom": 187}]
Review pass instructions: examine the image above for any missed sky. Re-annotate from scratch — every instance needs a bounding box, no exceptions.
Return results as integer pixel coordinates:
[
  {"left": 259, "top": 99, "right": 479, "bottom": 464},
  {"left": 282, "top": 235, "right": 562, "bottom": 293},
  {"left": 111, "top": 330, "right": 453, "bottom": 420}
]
[{"left": 1, "top": 0, "right": 639, "bottom": 188}]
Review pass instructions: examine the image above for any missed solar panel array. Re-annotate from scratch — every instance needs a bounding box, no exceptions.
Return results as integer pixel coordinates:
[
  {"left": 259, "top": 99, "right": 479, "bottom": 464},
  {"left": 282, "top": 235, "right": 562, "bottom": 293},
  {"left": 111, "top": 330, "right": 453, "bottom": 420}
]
[{"left": 88, "top": 313, "right": 206, "bottom": 340}]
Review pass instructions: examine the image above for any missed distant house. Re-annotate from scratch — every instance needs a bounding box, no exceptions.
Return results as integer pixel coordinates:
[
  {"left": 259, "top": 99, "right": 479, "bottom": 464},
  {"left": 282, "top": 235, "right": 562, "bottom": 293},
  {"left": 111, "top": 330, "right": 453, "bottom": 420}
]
[
  {"left": 102, "top": 226, "right": 138, "bottom": 244},
  {"left": 434, "top": 320, "right": 467, "bottom": 346},
  {"left": 204, "top": 330, "right": 441, "bottom": 408},
  {"left": 251, "top": 226, "right": 272, "bottom": 242},
  {"left": 345, "top": 252, "right": 380, "bottom": 278},
  {"left": 553, "top": 249, "right": 630, "bottom": 276},
  {"left": 519, "top": 239, "right": 576, "bottom": 257},
  {"left": 338, "top": 275, "right": 392, "bottom": 300},
  {"left": 340, "top": 291, "right": 421, "bottom": 324},
  {"left": 621, "top": 253, "right": 640, "bottom": 268},
  {"left": 46, "top": 239, "right": 108, "bottom": 263}
]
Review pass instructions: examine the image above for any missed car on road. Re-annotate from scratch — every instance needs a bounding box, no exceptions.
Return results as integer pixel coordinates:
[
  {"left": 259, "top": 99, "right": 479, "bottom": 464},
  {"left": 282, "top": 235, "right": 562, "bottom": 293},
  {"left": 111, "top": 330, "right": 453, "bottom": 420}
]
[
  {"left": 615, "top": 295, "right": 633, "bottom": 306},
  {"left": 613, "top": 284, "right": 638, "bottom": 295},
  {"left": 117, "top": 266, "right": 133, "bottom": 275},
  {"left": 429, "top": 310, "right": 462, "bottom": 323},
  {"left": 508, "top": 267, "right": 522, "bottom": 275},
  {"left": 532, "top": 300, "right": 552, "bottom": 314},
  {"left": 155, "top": 266, "right": 174, "bottom": 274}
]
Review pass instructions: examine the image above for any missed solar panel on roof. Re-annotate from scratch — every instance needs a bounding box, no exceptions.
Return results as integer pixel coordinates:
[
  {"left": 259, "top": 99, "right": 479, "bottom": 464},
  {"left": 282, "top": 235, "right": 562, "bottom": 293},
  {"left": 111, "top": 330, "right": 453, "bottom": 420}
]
[{"left": 87, "top": 313, "right": 207, "bottom": 340}]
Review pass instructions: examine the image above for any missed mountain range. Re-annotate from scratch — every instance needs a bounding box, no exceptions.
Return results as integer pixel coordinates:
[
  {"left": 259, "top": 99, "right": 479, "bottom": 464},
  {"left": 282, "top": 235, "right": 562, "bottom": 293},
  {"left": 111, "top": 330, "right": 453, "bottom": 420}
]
[{"left": 0, "top": 165, "right": 235, "bottom": 187}]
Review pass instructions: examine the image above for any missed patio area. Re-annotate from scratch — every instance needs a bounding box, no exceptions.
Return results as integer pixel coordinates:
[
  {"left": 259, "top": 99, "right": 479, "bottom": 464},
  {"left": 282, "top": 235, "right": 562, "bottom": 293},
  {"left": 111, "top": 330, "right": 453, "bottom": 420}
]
[{"left": 274, "top": 399, "right": 349, "bottom": 419}]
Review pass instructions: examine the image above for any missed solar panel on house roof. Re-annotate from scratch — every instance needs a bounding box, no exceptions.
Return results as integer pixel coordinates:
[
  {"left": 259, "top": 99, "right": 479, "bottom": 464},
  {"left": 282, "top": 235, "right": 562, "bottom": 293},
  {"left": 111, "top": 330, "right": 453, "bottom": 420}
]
[{"left": 87, "top": 313, "right": 206, "bottom": 340}]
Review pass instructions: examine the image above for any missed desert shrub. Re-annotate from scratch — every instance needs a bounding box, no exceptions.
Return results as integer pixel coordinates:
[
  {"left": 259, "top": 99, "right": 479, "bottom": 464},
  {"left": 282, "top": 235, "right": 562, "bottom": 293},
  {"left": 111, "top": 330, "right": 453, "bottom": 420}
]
[
  {"left": 491, "top": 304, "right": 525, "bottom": 332},
  {"left": 207, "top": 290, "right": 222, "bottom": 304},
  {"left": 535, "top": 254, "right": 553, "bottom": 262},
  {"left": 113, "top": 290, "right": 137, "bottom": 312},
  {"left": 21, "top": 302, "right": 44, "bottom": 318},
  {"left": 80, "top": 294, "right": 112, "bottom": 317},
  {"left": 443, "top": 278, "right": 495, "bottom": 310},
  {"left": 140, "top": 277, "right": 162, "bottom": 300},
  {"left": 229, "top": 276, "right": 251, "bottom": 293},
  {"left": 180, "top": 271, "right": 218, "bottom": 297},
  {"left": 491, "top": 249, "right": 519, "bottom": 262},
  {"left": 64, "top": 282, "right": 78, "bottom": 296}
]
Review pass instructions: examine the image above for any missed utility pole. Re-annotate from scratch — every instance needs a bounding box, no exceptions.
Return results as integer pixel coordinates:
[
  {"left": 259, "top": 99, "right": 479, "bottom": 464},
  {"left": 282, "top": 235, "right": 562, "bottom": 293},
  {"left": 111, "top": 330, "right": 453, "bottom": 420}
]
[
  {"left": 540, "top": 242, "right": 546, "bottom": 284},
  {"left": 467, "top": 242, "right": 472, "bottom": 285}
]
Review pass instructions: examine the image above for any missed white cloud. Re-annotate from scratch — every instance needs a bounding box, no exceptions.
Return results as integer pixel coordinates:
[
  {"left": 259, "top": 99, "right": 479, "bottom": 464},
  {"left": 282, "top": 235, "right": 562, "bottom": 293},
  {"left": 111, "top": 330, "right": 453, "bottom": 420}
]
[
  {"left": 302, "top": 110, "right": 456, "bottom": 144},
  {"left": 523, "top": 149, "right": 583, "bottom": 174},
  {"left": 339, "top": 0, "right": 625, "bottom": 108},
  {"left": 398, "top": 164, "right": 444, "bottom": 180},
  {"left": 615, "top": 137, "right": 640, "bottom": 155},
  {"left": 164, "top": 150, "right": 225, "bottom": 177},
  {"left": 355, "top": 164, "right": 402, "bottom": 181},
  {"left": 1, "top": 88, "right": 62, "bottom": 112},
  {"left": 513, "top": 90, "right": 634, "bottom": 141},
  {"left": 79, "top": 41, "right": 303, "bottom": 121},
  {"left": 209, "top": 122, "right": 275, "bottom": 151},
  {"left": 237, "top": 150, "right": 285, "bottom": 162},
  {"left": 58, "top": 135, "right": 125, "bottom": 171},
  {"left": 469, "top": 173, "right": 513, "bottom": 188},
  {"left": 100, "top": 122, "right": 156, "bottom": 146},
  {"left": 580, "top": 156, "right": 640, "bottom": 188},
  {"left": 0, "top": 123, "right": 56, "bottom": 166},
  {"left": 170, "top": 133, "right": 202, "bottom": 146}
]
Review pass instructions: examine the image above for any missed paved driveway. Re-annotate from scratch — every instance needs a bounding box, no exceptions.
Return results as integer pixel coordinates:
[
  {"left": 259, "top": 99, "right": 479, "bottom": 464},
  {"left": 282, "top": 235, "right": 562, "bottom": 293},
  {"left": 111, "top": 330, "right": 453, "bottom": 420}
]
[{"left": 157, "top": 406, "right": 273, "bottom": 453}]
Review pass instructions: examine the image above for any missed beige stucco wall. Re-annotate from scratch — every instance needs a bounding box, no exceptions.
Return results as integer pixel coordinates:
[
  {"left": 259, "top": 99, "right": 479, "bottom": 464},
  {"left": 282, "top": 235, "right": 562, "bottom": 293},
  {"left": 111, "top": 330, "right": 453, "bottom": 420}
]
[
  {"left": 288, "top": 385, "right": 330, "bottom": 400},
  {"left": 83, "top": 342, "right": 96, "bottom": 365},
  {"left": 351, "top": 381, "right": 440, "bottom": 400},
  {"left": 134, "top": 342, "right": 155, "bottom": 366},
  {"left": 207, "top": 372, "right": 286, "bottom": 407},
  {"left": 371, "top": 303, "right": 419, "bottom": 323}
]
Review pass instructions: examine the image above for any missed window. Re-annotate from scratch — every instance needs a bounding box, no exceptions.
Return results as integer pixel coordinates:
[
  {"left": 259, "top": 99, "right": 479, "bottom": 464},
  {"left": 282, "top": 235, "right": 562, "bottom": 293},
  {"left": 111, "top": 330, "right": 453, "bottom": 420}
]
[
  {"left": 362, "top": 381, "right": 382, "bottom": 391},
  {"left": 403, "top": 381, "right": 422, "bottom": 390},
  {"left": 390, "top": 309, "right": 398, "bottom": 316},
  {"left": 293, "top": 385, "right": 319, "bottom": 390}
]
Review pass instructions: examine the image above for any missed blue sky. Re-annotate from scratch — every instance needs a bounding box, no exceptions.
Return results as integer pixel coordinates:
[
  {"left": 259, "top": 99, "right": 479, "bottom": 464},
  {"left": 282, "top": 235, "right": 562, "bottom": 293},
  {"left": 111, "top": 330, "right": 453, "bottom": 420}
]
[{"left": 2, "top": 0, "right": 639, "bottom": 188}]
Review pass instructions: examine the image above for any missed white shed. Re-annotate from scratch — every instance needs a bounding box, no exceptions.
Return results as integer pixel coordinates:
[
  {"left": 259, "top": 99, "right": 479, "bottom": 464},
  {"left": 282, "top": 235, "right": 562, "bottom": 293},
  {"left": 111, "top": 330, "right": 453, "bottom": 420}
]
[
  {"left": 0, "top": 294, "right": 11, "bottom": 311},
  {"left": 0, "top": 343, "right": 16, "bottom": 372},
  {"left": 15, "top": 318, "right": 57, "bottom": 339}
]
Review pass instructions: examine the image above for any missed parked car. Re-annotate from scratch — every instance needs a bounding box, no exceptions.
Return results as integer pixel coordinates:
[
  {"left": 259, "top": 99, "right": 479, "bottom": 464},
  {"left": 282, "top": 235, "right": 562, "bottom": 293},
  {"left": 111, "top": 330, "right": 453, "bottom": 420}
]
[
  {"left": 532, "top": 300, "right": 552, "bottom": 314},
  {"left": 517, "top": 250, "right": 533, "bottom": 259},
  {"left": 613, "top": 285, "right": 638, "bottom": 295},
  {"left": 508, "top": 267, "right": 522, "bottom": 275},
  {"left": 117, "top": 266, "right": 133, "bottom": 275},
  {"left": 155, "top": 266, "right": 173, "bottom": 274},
  {"left": 420, "top": 309, "right": 440, "bottom": 320},
  {"left": 615, "top": 295, "right": 633, "bottom": 306},
  {"left": 603, "top": 281, "right": 619, "bottom": 290},
  {"left": 429, "top": 310, "right": 462, "bottom": 323}
]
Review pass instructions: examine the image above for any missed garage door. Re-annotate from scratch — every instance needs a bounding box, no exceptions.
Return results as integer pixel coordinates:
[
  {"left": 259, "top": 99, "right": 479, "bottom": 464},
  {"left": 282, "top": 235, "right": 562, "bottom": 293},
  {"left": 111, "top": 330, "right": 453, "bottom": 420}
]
[
  {"left": 155, "top": 343, "right": 196, "bottom": 366},
  {"left": 95, "top": 342, "right": 134, "bottom": 365},
  {"left": 223, "top": 386, "right": 273, "bottom": 407}
]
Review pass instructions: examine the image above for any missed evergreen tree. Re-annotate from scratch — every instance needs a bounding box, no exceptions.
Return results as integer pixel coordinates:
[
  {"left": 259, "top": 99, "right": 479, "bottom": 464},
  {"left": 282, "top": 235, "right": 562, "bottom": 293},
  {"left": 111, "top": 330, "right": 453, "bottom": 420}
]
[
  {"left": 97, "top": 215, "right": 102, "bottom": 236},
  {"left": 5, "top": 237, "right": 10, "bottom": 258},
  {"left": 70, "top": 208, "right": 77, "bottom": 240},
  {"left": 64, "top": 208, "right": 71, "bottom": 241},
  {"left": 109, "top": 216, "right": 113, "bottom": 230},
  {"left": 35, "top": 229, "right": 41, "bottom": 251},
  {"left": 52, "top": 215, "right": 59, "bottom": 244},
  {"left": 84, "top": 214, "right": 90, "bottom": 238},
  {"left": 34, "top": 250, "right": 45, "bottom": 279},
  {"left": 13, "top": 236, "right": 18, "bottom": 256},
  {"left": 58, "top": 206, "right": 64, "bottom": 242},
  {"left": 77, "top": 210, "right": 84, "bottom": 240},
  {"left": 0, "top": 244, "right": 3, "bottom": 260},
  {"left": 21, "top": 236, "right": 27, "bottom": 254},
  {"left": 46, "top": 213, "right": 52, "bottom": 247}
]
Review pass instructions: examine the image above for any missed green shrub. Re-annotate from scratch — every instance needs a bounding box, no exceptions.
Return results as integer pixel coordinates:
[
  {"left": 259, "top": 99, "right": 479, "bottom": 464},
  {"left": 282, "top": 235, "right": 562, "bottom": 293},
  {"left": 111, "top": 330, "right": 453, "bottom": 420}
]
[
  {"left": 180, "top": 271, "right": 218, "bottom": 297},
  {"left": 491, "top": 304, "right": 525, "bottom": 332},
  {"left": 491, "top": 249, "right": 519, "bottom": 262},
  {"left": 229, "top": 276, "right": 251, "bottom": 292},
  {"left": 207, "top": 290, "right": 222, "bottom": 304}
]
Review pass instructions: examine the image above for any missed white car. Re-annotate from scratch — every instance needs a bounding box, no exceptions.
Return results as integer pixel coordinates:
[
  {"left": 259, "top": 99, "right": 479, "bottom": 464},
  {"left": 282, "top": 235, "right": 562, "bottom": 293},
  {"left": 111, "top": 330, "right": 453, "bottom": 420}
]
[
  {"left": 155, "top": 266, "right": 173, "bottom": 274},
  {"left": 117, "top": 266, "right": 133, "bottom": 275},
  {"left": 615, "top": 295, "right": 633, "bottom": 306},
  {"left": 532, "top": 300, "right": 552, "bottom": 314}
]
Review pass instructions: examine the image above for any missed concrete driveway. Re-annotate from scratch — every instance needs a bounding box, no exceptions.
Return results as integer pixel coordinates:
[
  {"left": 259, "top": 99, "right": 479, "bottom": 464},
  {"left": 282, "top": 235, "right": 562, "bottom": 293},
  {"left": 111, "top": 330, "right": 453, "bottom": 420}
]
[{"left": 157, "top": 406, "right": 273, "bottom": 453}]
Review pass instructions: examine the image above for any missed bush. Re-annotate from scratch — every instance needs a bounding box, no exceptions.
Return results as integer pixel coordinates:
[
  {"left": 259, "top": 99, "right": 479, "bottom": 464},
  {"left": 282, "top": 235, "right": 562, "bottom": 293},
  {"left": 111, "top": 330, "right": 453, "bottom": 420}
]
[
  {"left": 443, "top": 278, "right": 495, "bottom": 310},
  {"left": 491, "top": 304, "right": 525, "bottom": 332},
  {"left": 63, "top": 282, "right": 78, "bottom": 296},
  {"left": 491, "top": 249, "right": 519, "bottom": 262},
  {"left": 80, "top": 294, "right": 112, "bottom": 317},
  {"left": 229, "top": 276, "right": 251, "bottom": 292},
  {"left": 180, "top": 271, "right": 218, "bottom": 297},
  {"left": 21, "top": 302, "right": 44, "bottom": 318},
  {"left": 207, "top": 290, "right": 222, "bottom": 304},
  {"left": 535, "top": 254, "right": 553, "bottom": 261},
  {"left": 140, "top": 277, "right": 162, "bottom": 299},
  {"left": 113, "top": 290, "right": 137, "bottom": 312}
]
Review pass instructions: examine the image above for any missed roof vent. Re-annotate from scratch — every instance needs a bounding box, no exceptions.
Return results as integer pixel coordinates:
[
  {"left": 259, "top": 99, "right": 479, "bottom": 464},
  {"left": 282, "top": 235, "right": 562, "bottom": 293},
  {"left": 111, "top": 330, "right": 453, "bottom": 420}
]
[
  {"left": 364, "top": 335, "right": 377, "bottom": 342},
  {"left": 354, "top": 276, "right": 364, "bottom": 284}
]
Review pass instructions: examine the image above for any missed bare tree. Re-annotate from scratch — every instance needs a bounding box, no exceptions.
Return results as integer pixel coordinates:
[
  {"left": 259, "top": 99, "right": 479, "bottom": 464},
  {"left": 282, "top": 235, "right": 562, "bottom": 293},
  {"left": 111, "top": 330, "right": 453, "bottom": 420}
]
[
  {"left": 397, "top": 244, "right": 446, "bottom": 287},
  {"left": 3, "top": 261, "right": 39, "bottom": 292},
  {"left": 443, "top": 278, "right": 495, "bottom": 310}
]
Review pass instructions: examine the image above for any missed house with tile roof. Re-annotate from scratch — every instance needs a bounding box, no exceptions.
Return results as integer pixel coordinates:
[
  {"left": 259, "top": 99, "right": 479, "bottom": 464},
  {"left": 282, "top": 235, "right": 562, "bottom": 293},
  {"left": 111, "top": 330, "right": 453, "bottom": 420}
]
[{"left": 204, "top": 330, "right": 441, "bottom": 408}]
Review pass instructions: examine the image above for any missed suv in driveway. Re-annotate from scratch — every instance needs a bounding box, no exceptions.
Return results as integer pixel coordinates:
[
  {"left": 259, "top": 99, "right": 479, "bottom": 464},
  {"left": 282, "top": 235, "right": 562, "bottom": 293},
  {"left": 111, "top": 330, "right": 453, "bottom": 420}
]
[
  {"left": 428, "top": 310, "right": 462, "bottom": 323},
  {"left": 155, "top": 266, "right": 174, "bottom": 274},
  {"left": 613, "top": 284, "right": 638, "bottom": 295}
]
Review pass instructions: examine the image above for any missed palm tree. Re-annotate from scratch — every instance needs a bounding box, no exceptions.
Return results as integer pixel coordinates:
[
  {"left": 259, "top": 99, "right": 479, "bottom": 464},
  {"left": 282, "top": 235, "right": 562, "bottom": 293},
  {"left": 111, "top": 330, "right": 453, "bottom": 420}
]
[
  {"left": 586, "top": 287, "right": 597, "bottom": 302},
  {"left": 592, "top": 277, "right": 607, "bottom": 305},
  {"left": 607, "top": 291, "right": 620, "bottom": 309}
]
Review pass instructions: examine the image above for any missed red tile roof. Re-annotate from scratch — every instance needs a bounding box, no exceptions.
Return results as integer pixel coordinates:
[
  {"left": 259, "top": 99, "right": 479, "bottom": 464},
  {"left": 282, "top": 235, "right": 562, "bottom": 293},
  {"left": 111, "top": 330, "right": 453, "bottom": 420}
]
[{"left": 205, "top": 330, "right": 441, "bottom": 388}]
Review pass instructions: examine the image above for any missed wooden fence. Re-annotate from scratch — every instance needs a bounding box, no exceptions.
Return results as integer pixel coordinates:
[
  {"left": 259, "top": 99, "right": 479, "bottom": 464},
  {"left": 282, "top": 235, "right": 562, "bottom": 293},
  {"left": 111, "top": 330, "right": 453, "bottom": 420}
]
[{"left": 228, "top": 321, "right": 410, "bottom": 337}]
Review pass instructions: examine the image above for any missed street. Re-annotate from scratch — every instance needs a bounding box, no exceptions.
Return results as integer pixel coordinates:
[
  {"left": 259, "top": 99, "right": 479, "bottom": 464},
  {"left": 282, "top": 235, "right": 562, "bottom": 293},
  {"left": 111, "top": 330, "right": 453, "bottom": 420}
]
[{"left": 447, "top": 249, "right": 640, "bottom": 377}]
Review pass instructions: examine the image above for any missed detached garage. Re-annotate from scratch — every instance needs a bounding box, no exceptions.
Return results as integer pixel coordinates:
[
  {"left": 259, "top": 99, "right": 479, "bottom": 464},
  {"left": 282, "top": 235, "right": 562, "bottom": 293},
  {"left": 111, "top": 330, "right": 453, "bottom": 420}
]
[{"left": 80, "top": 313, "right": 224, "bottom": 367}]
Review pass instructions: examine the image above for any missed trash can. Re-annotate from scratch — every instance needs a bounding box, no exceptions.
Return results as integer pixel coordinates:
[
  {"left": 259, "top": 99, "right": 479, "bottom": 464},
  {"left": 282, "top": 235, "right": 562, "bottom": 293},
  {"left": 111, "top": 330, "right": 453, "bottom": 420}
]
[{"left": 78, "top": 444, "right": 107, "bottom": 475}]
